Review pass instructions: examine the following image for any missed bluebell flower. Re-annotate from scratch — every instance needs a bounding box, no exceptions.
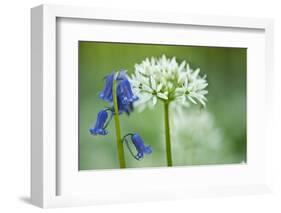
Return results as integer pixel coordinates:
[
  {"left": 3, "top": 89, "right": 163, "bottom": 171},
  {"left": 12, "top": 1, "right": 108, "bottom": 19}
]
[
  {"left": 89, "top": 109, "right": 109, "bottom": 135},
  {"left": 117, "top": 95, "right": 134, "bottom": 115},
  {"left": 99, "top": 72, "right": 114, "bottom": 102},
  {"left": 117, "top": 79, "right": 139, "bottom": 105},
  {"left": 130, "top": 133, "right": 152, "bottom": 160},
  {"left": 99, "top": 71, "right": 138, "bottom": 111},
  {"left": 98, "top": 70, "right": 138, "bottom": 115}
]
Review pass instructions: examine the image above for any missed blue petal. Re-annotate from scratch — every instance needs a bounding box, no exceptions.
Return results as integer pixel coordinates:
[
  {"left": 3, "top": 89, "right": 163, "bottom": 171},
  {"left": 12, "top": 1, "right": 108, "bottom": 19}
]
[
  {"left": 89, "top": 128, "right": 108, "bottom": 136},
  {"left": 144, "top": 146, "right": 152, "bottom": 154}
]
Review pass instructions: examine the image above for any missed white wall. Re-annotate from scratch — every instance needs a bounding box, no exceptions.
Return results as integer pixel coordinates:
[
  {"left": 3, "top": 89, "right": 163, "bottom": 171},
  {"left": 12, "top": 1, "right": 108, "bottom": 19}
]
[{"left": 0, "top": 0, "right": 280, "bottom": 212}]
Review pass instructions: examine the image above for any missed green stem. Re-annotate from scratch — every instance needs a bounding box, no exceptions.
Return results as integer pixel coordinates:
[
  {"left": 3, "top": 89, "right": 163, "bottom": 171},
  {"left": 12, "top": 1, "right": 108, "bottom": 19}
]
[
  {"left": 112, "top": 76, "right": 126, "bottom": 168},
  {"left": 164, "top": 102, "right": 173, "bottom": 167}
]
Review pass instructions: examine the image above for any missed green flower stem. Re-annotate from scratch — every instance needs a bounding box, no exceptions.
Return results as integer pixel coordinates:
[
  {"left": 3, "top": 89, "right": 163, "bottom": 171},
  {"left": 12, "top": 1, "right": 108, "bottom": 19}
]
[
  {"left": 164, "top": 101, "right": 173, "bottom": 167},
  {"left": 112, "top": 76, "right": 126, "bottom": 168}
]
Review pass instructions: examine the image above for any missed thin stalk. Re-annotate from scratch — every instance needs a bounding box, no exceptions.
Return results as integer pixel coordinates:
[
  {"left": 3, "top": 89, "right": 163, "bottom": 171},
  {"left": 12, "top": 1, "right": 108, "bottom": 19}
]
[
  {"left": 112, "top": 76, "right": 126, "bottom": 168},
  {"left": 164, "top": 102, "right": 173, "bottom": 167}
]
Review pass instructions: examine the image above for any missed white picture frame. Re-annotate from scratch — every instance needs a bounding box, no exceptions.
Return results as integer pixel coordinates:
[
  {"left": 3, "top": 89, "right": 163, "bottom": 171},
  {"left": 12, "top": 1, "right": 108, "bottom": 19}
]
[{"left": 31, "top": 4, "right": 274, "bottom": 208}]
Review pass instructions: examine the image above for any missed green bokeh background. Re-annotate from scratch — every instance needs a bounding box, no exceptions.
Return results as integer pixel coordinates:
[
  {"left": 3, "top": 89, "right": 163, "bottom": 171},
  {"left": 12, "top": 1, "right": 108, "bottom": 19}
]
[{"left": 79, "top": 41, "right": 247, "bottom": 170}]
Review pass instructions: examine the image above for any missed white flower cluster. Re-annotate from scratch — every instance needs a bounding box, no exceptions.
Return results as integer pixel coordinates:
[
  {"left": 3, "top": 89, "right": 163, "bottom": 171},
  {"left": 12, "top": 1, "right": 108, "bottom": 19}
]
[{"left": 130, "top": 55, "right": 208, "bottom": 109}]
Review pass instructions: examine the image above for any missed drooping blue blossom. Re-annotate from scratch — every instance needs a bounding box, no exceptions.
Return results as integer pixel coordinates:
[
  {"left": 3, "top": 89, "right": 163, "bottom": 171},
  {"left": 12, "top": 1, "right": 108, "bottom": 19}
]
[
  {"left": 89, "top": 109, "right": 109, "bottom": 135},
  {"left": 117, "top": 79, "right": 139, "bottom": 105},
  {"left": 99, "top": 72, "right": 114, "bottom": 102},
  {"left": 117, "top": 94, "right": 134, "bottom": 115},
  {"left": 130, "top": 133, "right": 152, "bottom": 160},
  {"left": 99, "top": 70, "right": 138, "bottom": 115}
]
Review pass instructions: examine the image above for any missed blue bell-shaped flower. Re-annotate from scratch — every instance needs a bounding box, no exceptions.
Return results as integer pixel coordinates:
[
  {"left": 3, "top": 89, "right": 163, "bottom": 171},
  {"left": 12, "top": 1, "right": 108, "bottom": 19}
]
[
  {"left": 89, "top": 109, "right": 109, "bottom": 135},
  {"left": 130, "top": 133, "right": 152, "bottom": 160},
  {"left": 117, "top": 79, "right": 139, "bottom": 105},
  {"left": 99, "top": 72, "right": 114, "bottom": 103}
]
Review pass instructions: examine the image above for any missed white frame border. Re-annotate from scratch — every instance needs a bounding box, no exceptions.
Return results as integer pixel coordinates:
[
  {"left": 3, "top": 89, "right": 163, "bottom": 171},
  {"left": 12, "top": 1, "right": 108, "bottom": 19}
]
[{"left": 31, "top": 4, "right": 274, "bottom": 208}]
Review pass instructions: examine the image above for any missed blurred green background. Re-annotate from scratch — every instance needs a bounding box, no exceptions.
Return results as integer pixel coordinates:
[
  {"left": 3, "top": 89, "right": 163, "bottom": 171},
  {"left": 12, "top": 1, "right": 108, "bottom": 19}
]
[{"left": 79, "top": 41, "right": 246, "bottom": 170}]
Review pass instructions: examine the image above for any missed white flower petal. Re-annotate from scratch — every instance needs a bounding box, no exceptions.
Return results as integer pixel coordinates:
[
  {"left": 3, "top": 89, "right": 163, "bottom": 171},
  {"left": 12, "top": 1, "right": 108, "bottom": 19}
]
[
  {"left": 198, "top": 98, "right": 206, "bottom": 106},
  {"left": 142, "top": 84, "right": 153, "bottom": 93},
  {"left": 197, "top": 83, "right": 208, "bottom": 90},
  {"left": 179, "top": 61, "right": 186, "bottom": 71},
  {"left": 156, "top": 83, "right": 162, "bottom": 92},
  {"left": 188, "top": 96, "right": 197, "bottom": 104},
  {"left": 200, "top": 90, "right": 208, "bottom": 95},
  {"left": 193, "top": 68, "right": 200, "bottom": 78},
  {"left": 135, "top": 93, "right": 153, "bottom": 105},
  {"left": 184, "top": 78, "right": 188, "bottom": 87},
  {"left": 157, "top": 92, "right": 168, "bottom": 100},
  {"left": 167, "top": 82, "right": 173, "bottom": 90},
  {"left": 150, "top": 77, "right": 156, "bottom": 90},
  {"left": 175, "top": 87, "right": 186, "bottom": 93},
  {"left": 152, "top": 96, "right": 157, "bottom": 106}
]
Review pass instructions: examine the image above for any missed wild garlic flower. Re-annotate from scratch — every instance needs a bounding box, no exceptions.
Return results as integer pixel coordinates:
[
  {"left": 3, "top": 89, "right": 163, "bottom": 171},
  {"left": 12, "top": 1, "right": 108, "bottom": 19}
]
[{"left": 130, "top": 55, "right": 208, "bottom": 109}]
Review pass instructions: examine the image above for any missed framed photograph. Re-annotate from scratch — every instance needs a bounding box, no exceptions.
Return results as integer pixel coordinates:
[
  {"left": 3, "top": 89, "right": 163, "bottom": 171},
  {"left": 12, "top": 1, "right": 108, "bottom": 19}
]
[{"left": 31, "top": 4, "right": 274, "bottom": 208}]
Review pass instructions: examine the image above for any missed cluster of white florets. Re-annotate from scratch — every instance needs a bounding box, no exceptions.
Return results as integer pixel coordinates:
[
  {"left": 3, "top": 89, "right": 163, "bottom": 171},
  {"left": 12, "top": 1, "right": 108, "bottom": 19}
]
[{"left": 130, "top": 55, "right": 208, "bottom": 110}]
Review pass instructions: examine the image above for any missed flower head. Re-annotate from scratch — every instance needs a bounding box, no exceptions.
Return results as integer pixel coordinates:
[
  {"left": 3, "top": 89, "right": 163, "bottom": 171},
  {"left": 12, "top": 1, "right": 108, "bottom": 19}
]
[
  {"left": 130, "top": 55, "right": 208, "bottom": 109},
  {"left": 130, "top": 133, "right": 152, "bottom": 160},
  {"left": 89, "top": 109, "right": 110, "bottom": 135}
]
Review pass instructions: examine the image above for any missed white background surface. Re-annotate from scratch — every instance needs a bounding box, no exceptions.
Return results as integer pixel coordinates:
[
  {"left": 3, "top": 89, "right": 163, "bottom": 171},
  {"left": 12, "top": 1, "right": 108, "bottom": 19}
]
[{"left": 0, "top": 0, "right": 281, "bottom": 212}]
